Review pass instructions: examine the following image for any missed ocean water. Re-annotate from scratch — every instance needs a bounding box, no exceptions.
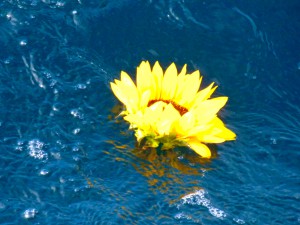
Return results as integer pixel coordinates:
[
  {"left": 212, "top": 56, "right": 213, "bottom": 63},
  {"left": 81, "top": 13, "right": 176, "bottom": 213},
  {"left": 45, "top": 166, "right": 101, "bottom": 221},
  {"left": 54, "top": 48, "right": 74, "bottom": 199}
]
[{"left": 1, "top": 0, "right": 300, "bottom": 224}]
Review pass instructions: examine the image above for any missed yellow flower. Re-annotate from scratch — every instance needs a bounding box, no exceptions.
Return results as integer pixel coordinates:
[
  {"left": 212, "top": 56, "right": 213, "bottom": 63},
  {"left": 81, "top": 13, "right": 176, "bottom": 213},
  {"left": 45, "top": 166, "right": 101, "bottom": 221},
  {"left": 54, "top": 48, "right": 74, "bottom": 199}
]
[{"left": 110, "top": 61, "right": 236, "bottom": 158}]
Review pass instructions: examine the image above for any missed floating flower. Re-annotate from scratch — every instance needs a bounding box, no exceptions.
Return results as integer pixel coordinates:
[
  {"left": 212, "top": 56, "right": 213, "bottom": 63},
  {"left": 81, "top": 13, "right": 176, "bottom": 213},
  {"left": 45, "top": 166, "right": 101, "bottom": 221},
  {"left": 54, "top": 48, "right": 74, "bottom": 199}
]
[{"left": 110, "top": 61, "right": 236, "bottom": 158}]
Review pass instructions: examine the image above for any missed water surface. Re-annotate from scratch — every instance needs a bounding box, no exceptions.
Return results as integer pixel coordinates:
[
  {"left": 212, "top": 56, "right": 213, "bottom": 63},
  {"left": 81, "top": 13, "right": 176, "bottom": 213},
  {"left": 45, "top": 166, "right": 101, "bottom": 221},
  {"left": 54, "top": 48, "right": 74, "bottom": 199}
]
[{"left": 0, "top": 0, "right": 300, "bottom": 224}]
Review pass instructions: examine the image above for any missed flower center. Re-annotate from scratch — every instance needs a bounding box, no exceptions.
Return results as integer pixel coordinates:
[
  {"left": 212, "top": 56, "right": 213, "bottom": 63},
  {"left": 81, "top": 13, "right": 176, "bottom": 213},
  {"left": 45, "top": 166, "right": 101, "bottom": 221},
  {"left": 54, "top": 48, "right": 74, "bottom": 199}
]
[{"left": 147, "top": 99, "right": 188, "bottom": 116}]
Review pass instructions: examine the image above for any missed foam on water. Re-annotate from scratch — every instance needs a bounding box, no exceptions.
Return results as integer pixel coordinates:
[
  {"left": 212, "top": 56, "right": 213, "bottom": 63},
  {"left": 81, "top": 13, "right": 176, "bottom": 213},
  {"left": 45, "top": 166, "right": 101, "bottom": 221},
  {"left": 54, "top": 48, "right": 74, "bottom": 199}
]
[
  {"left": 173, "top": 189, "right": 248, "bottom": 224},
  {"left": 180, "top": 190, "right": 227, "bottom": 219},
  {"left": 28, "top": 139, "right": 48, "bottom": 160}
]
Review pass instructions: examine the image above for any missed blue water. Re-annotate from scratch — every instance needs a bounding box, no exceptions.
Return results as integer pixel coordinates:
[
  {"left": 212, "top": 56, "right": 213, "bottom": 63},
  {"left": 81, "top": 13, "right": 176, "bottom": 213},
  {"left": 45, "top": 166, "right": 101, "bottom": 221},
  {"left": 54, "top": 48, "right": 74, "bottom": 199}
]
[{"left": 1, "top": 0, "right": 300, "bottom": 224}]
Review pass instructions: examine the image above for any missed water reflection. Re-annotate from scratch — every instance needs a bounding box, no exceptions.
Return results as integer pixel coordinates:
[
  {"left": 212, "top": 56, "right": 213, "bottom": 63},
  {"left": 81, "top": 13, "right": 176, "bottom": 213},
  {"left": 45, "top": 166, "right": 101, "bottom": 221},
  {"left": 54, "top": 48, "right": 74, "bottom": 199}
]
[
  {"left": 107, "top": 138, "right": 215, "bottom": 194},
  {"left": 133, "top": 147, "right": 202, "bottom": 191}
]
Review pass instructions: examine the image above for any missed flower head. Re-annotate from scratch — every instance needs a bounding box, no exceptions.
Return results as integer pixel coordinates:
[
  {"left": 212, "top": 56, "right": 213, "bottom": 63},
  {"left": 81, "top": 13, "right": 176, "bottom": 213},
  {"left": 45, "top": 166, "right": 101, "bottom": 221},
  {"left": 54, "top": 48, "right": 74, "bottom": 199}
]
[{"left": 110, "top": 61, "right": 236, "bottom": 158}]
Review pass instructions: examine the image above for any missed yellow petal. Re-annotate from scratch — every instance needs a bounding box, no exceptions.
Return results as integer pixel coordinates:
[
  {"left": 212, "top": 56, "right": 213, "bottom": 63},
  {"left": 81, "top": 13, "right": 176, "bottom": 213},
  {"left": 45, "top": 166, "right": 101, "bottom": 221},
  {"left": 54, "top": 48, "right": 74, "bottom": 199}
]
[
  {"left": 175, "top": 64, "right": 187, "bottom": 98},
  {"left": 124, "top": 111, "right": 144, "bottom": 128},
  {"left": 192, "top": 118, "right": 235, "bottom": 143},
  {"left": 152, "top": 61, "right": 163, "bottom": 99},
  {"left": 139, "top": 90, "right": 151, "bottom": 109},
  {"left": 177, "top": 111, "right": 196, "bottom": 134},
  {"left": 156, "top": 103, "right": 180, "bottom": 135},
  {"left": 144, "top": 101, "right": 166, "bottom": 125},
  {"left": 121, "top": 71, "right": 135, "bottom": 86},
  {"left": 201, "top": 135, "right": 225, "bottom": 143},
  {"left": 178, "top": 64, "right": 187, "bottom": 77},
  {"left": 110, "top": 82, "right": 126, "bottom": 104},
  {"left": 137, "top": 61, "right": 156, "bottom": 100},
  {"left": 135, "top": 129, "right": 146, "bottom": 142},
  {"left": 188, "top": 141, "right": 211, "bottom": 158},
  {"left": 191, "top": 83, "right": 217, "bottom": 108},
  {"left": 185, "top": 124, "right": 212, "bottom": 137},
  {"left": 148, "top": 100, "right": 166, "bottom": 113},
  {"left": 176, "top": 71, "right": 201, "bottom": 107},
  {"left": 211, "top": 117, "right": 236, "bottom": 140},
  {"left": 161, "top": 63, "right": 178, "bottom": 100},
  {"left": 193, "top": 97, "right": 228, "bottom": 124},
  {"left": 217, "top": 126, "right": 236, "bottom": 140}
]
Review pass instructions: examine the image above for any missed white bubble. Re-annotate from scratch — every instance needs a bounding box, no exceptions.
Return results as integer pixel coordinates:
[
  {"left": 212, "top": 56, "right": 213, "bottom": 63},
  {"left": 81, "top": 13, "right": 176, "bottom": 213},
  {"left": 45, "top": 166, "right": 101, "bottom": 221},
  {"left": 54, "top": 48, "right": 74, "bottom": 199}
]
[
  {"left": 209, "top": 207, "right": 226, "bottom": 219},
  {"left": 3, "top": 57, "right": 13, "bottom": 64},
  {"left": 52, "top": 103, "right": 60, "bottom": 111},
  {"left": 56, "top": 1, "right": 66, "bottom": 7},
  {"left": 73, "top": 128, "right": 80, "bottom": 134},
  {"left": 73, "top": 155, "right": 80, "bottom": 161},
  {"left": 233, "top": 218, "right": 246, "bottom": 224},
  {"left": 177, "top": 155, "right": 184, "bottom": 160},
  {"left": 39, "top": 169, "right": 49, "bottom": 176},
  {"left": 22, "top": 208, "right": 38, "bottom": 219},
  {"left": 6, "top": 13, "right": 13, "bottom": 20},
  {"left": 174, "top": 212, "right": 191, "bottom": 220},
  {"left": 181, "top": 190, "right": 208, "bottom": 206},
  {"left": 19, "top": 39, "right": 28, "bottom": 46},
  {"left": 53, "top": 88, "right": 59, "bottom": 94},
  {"left": 28, "top": 139, "right": 48, "bottom": 160},
  {"left": 76, "top": 83, "right": 87, "bottom": 90},
  {"left": 70, "top": 108, "right": 84, "bottom": 119},
  {"left": 59, "top": 177, "right": 66, "bottom": 183},
  {"left": 180, "top": 190, "right": 227, "bottom": 219},
  {"left": 72, "top": 146, "right": 80, "bottom": 152},
  {"left": 15, "top": 140, "right": 25, "bottom": 151}
]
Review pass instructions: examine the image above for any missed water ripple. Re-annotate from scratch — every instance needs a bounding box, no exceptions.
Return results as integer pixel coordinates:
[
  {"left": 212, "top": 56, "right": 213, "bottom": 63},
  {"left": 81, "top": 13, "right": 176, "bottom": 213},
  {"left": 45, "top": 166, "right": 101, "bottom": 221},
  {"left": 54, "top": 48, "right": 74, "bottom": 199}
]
[{"left": 0, "top": 0, "right": 299, "bottom": 224}]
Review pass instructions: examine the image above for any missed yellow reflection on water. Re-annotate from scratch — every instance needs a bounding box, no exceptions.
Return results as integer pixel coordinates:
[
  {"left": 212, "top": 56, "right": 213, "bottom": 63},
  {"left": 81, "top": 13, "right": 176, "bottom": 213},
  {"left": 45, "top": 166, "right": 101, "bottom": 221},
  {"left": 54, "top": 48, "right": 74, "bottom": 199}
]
[
  {"left": 108, "top": 104, "right": 123, "bottom": 121},
  {"left": 130, "top": 147, "right": 212, "bottom": 193},
  {"left": 105, "top": 138, "right": 217, "bottom": 194}
]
